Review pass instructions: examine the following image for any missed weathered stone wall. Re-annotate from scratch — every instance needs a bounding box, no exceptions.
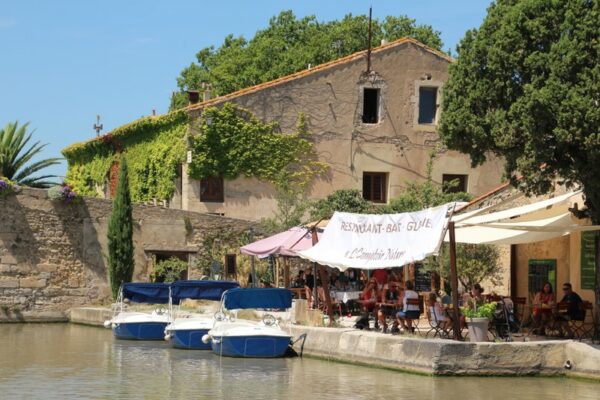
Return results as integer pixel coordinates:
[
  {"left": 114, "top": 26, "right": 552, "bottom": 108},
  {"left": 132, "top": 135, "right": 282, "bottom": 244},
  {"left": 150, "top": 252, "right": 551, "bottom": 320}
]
[{"left": 0, "top": 188, "right": 258, "bottom": 320}]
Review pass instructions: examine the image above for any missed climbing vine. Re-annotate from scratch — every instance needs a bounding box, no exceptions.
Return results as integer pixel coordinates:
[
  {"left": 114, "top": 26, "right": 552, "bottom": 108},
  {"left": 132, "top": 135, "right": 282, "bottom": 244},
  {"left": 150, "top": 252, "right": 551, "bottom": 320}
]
[
  {"left": 63, "top": 111, "right": 188, "bottom": 201},
  {"left": 62, "top": 102, "right": 326, "bottom": 203},
  {"left": 189, "top": 103, "right": 327, "bottom": 189}
]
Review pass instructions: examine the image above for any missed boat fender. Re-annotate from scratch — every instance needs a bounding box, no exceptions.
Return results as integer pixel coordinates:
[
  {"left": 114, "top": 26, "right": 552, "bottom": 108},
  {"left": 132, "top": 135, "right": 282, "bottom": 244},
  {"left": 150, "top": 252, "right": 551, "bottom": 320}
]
[
  {"left": 103, "top": 320, "right": 112, "bottom": 328},
  {"left": 202, "top": 334, "right": 212, "bottom": 344},
  {"left": 164, "top": 333, "right": 171, "bottom": 340}
]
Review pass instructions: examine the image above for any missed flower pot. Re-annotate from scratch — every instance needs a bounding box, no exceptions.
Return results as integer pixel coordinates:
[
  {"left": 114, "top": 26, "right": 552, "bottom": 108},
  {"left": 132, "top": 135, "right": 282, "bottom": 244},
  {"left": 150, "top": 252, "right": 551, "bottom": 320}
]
[{"left": 467, "top": 317, "right": 489, "bottom": 342}]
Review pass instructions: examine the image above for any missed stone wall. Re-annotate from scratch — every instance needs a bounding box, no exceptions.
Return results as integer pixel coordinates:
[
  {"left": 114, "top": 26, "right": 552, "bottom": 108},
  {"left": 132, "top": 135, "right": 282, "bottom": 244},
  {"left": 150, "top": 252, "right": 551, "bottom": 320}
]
[{"left": 0, "top": 188, "right": 258, "bottom": 321}]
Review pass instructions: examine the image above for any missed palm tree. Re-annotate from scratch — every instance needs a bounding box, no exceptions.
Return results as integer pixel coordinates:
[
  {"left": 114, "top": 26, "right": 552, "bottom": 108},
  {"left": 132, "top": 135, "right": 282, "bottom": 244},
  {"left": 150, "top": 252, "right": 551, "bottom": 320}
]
[{"left": 0, "top": 121, "right": 61, "bottom": 188}]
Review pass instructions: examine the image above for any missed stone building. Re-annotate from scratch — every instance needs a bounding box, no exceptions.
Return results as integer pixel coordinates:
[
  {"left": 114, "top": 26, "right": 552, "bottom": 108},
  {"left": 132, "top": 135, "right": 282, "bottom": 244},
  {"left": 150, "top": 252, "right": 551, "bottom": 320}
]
[{"left": 64, "top": 38, "right": 504, "bottom": 221}]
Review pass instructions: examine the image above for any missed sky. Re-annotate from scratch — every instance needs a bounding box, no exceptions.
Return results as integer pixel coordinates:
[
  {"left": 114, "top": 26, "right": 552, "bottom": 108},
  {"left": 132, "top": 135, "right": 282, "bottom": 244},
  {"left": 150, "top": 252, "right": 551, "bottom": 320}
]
[{"left": 0, "top": 0, "right": 493, "bottom": 179}]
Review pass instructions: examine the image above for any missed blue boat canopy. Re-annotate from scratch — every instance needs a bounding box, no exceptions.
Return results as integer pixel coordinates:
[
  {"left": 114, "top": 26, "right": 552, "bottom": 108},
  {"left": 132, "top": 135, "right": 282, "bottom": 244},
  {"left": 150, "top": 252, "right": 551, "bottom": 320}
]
[
  {"left": 171, "top": 280, "right": 239, "bottom": 303},
  {"left": 223, "top": 288, "right": 293, "bottom": 310},
  {"left": 122, "top": 282, "right": 171, "bottom": 304}
]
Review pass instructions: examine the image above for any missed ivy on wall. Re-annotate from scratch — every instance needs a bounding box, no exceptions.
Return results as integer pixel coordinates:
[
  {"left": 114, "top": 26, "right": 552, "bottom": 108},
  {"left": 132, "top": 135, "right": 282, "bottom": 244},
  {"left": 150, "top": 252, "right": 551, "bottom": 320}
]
[
  {"left": 189, "top": 102, "right": 327, "bottom": 189},
  {"left": 62, "top": 102, "right": 326, "bottom": 203},
  {"left": 62, "top": 111, "right": 188, "bottom": 201}
]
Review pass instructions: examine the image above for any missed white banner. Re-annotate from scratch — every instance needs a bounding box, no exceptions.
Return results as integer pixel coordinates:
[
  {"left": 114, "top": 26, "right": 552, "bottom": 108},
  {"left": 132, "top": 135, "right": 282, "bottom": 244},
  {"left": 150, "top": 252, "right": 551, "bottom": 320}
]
[{"left": 298, "top": 205, "right": 450, "bottom": 270}]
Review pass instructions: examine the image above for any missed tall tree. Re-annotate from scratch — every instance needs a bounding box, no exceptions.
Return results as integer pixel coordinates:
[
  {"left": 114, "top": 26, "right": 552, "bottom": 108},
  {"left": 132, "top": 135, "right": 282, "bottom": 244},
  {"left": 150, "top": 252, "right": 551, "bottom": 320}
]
[
  {"left": 107, "top": 156, "right": 135, "bottom": 299},
  {"left": 0, "top": 121, "right": 60, "bottom": 187},
  {"left": 170, "top": 11, "right": 443, "bottom": 109},
  {"left": 439, "top": 1, "right": 600, "bottom": 309}
]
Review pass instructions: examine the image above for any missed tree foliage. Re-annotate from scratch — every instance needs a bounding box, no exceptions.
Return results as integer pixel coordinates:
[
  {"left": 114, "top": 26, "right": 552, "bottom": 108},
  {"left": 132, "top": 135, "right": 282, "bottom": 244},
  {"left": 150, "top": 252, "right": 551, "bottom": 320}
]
[
  {"left": 439, "top": 0, "right": 599, "bottom": 218},
  {"left": 439, "top": 0, "right": 600, "bottom": 305},
  {"left": 310, "top": 189, "right": 373, "bottom": 221},
  {"left": 150, "top": 257, "right": 188, "bottom": 283},
  {"left": 171, "top": 11, "right": 444, "bottom": 109},
  {"left": 1, "top": 121, "right": 61, "bottom": 188},
  {"left": 426, "top": 243, "right": 503, "bottom": 290},
  {"left": 107, "top": 156, "right": 134, "bottom": 299}
]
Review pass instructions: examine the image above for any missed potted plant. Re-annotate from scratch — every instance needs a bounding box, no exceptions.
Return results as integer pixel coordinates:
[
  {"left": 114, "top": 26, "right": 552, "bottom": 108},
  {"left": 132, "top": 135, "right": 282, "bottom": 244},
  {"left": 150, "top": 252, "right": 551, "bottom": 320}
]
[{"left": 461, "top": 301, "right": 496, "bottom": 342}]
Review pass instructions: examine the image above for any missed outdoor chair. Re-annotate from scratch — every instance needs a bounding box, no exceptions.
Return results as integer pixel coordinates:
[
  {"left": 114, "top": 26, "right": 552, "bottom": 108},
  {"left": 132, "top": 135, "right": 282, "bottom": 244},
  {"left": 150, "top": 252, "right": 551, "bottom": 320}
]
[
  {"left": 317, "top": 287, "right": 342, "bottom": 316},
  {"left": 511, "top": 297, "right": 527, "bottom": 332},
  {"left": 405, "top": 298, "right": 423, "bottom": 333},
  {"left": 426, "top": 305, "right": 448, "bottom": 339},
  {"left": 572, "top": 301, "right": 594, "bottom": 340}
]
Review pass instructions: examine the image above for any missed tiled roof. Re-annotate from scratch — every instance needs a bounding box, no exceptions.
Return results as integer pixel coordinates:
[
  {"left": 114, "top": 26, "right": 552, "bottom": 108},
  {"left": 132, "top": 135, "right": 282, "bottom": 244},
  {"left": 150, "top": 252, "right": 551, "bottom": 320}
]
[
  {"left": 185, "top": 37, "right": 454, "bottom": 112},
  {"left": 63, "top": 37, "right": 453, "bottom": 154}
]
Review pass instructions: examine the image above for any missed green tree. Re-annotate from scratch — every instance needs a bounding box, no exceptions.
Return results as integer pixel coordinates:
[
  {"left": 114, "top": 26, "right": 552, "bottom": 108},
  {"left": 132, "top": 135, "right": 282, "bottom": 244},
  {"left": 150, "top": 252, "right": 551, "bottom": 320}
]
[
  {"left": 438, "top": 1, "right": 600, "bottom": 308},
  {"left": 310, "top": 189, "right": 374, "bottom": 220},
  {"left": 425, "top": 243, "right": 503, "bottom": 291},
  {"left": 0, "top": 121, "right": 60, "bottom": 187},
  {"left": 170, "top": 11, "right": 443, "bottom": 109},
  {"left": 150, "top": 257, "right": 188, "bottom": 283},
  {"left": 107, "top": 156, "right": 134, "bottom": 299}
]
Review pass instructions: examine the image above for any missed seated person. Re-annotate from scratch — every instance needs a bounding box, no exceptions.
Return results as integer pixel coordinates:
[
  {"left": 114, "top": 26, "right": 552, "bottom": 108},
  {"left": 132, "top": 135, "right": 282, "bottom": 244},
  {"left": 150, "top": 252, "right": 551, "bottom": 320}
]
[
  {"left": 532, "top": 282, "right": 555, "bottom": 334},
  {"left": 427, "top": 292, "right": 450, "bottom": 331},
  {"left": 392, "top": 280, "right": 420, "bottom": 333},
  {"left": 377, "top": 281, "right": 401, "bottom": 333},
  {"left": 559, "top": 282, "right": 584, "bottom": 320},
  {"left": 361, "top": 278, "right": 380, "bottom": 324},
  {"left": 292, "top": 270, "right": 305, "bottom": 288}
]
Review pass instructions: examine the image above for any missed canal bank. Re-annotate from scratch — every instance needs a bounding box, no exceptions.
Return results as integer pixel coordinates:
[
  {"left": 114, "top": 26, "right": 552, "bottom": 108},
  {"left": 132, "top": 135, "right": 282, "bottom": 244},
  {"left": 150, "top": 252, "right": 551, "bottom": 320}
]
[{"left": 67, "top": 307, "right": 600, "bottom": 380}]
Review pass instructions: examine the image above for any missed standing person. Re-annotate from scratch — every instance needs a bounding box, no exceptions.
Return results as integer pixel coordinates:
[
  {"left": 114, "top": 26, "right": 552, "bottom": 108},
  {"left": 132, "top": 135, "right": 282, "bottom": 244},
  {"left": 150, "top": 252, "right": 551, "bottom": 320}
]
[
  {"left": 292, "top": 270, "right": 305, "bottom": 288},
  {"left": 372, "top": 268, "right": 387, "bottom": 291},
  {"left": 393, "top": 280, "right": 420, "bottom": 333},
  {"left": 304, "top": 268, "right": 315, "bottom": 308},
  {"left": 532, "top": 282, "right": 555, "bottom": 335}
]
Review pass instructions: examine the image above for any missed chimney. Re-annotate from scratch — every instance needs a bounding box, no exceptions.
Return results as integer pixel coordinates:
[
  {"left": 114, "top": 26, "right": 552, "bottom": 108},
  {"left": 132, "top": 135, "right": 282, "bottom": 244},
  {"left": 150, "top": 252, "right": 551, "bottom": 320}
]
[
  {"left": 202, "top": 83, "right": 212, "bottom": 102},
  {"left": 187, "top": 90, "right": 200, "bottom": 105}
]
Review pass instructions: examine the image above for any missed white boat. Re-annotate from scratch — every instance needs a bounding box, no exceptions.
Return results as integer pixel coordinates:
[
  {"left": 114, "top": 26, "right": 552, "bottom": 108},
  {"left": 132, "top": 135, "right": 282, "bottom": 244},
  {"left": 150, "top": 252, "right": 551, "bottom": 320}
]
[
  {"left": 164, "top": 280, "right": 239, "bottom": 350},
  {"left": 203, "top": 288, "right": 294, "bottom": 358},
  {"left": 104, "top": 282, "right": 171, "bottom": 340}
]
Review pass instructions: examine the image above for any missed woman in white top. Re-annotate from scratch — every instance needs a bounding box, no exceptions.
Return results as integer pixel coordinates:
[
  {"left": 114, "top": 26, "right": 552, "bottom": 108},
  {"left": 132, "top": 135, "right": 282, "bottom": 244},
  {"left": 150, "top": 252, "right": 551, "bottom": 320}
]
[{"left": 393, "top": 280, "right": 420, "bottom": 333}]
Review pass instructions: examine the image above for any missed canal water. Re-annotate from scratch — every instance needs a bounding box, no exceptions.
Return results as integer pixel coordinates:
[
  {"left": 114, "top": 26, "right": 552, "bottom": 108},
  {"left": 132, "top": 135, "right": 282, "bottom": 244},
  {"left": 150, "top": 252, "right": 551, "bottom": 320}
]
[{"left": 0, "top": 324, "right": 598, "bottom": 399}]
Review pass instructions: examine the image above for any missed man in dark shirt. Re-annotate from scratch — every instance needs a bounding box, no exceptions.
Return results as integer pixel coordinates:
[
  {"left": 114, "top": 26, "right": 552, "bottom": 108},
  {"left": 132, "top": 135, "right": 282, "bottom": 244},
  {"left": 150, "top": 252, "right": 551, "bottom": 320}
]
[
  {"left": 560, "top": 282, "right": 584, "bottom": 320},
  {"left": 557, "top": 282, "right": 584, "bottom": 338}
]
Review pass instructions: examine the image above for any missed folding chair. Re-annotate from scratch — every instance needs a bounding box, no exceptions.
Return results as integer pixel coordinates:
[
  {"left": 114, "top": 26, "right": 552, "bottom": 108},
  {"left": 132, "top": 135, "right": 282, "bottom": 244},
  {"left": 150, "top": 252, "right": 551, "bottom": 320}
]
[
  {"left": 405, "top": 298, "right": 423, "bottom": 334},
  {"left": 426, "top": 305, "right": 448, "bottom": 339},
  {"left": 572, "top": 301, "right": 594, "bottom": 340}
]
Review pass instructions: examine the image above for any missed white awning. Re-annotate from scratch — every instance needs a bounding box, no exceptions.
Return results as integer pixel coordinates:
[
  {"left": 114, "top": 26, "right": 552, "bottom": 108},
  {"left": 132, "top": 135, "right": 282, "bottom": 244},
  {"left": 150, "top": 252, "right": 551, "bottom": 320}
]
[
  {"left": 297, "top": 205, "right": 450, "bottom": 270},
  {"left": 449, "top": 191, "right": 600, "bottom": 245}
]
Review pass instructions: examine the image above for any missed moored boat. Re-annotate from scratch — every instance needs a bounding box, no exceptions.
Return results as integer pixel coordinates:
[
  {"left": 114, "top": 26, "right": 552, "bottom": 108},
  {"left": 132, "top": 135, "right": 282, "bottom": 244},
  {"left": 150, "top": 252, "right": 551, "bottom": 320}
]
[
  {"left": 164, "top": 280, "right": 239, "bottom": 350},
  {"left": 203, "top": 288, "right": 294, "bottom": 358},
  {"left": 104, "top": 282, "right": 171, "bottom": 340}
]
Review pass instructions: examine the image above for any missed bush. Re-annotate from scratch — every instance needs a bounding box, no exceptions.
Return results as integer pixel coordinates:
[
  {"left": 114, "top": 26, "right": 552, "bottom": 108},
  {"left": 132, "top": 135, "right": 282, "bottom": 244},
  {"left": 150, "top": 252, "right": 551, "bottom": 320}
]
[
  {"left": 151, "top": 257, "right": 188, "bottom": 283},
  {"left": 48, "top": 184, "right": 79, "bottom": 203},
  {"left": 0, "top": 177, "right": 16, "bottom": 197}
]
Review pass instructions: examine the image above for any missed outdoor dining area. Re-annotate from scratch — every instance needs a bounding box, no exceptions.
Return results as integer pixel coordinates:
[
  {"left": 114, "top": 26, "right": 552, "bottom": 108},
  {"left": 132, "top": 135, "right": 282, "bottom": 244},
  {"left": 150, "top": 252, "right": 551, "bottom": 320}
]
[{"left": 238, "top": 193, "right": 600, "bottom": 343}]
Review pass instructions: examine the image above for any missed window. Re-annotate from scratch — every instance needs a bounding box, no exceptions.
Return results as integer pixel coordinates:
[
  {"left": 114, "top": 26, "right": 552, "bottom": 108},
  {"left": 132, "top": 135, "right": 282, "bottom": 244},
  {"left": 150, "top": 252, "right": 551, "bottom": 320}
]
[
  {"left": 363, "top": 172, "right": 387, "bottom": 203},
  {"left": 362, "top": 88, "right": 379, "bottom": 124},
  {"left": 442, "top": 174, "right": 468, "bottom": 193},
  {"left": 418, "top": 87, "right": 438, "bottom": 124},
  {"left": 225, "top": 254, "right": 237, "bottom": 278},
  {"left": 200, "top": 176, "right": 224, "bottom": 202}
]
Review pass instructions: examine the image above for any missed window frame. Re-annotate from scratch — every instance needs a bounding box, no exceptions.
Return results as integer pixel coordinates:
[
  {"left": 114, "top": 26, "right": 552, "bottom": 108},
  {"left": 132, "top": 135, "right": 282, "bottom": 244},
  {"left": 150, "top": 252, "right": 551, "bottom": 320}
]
[
  {"left": 362, "top": 172, "right": 388, "bottom": 203},
  {"left": 200, "top": 175, "right": 224, "bottom": 203},
  {"left": 418, "top": 86, "right": 438, "bottom": 125},
  {"left": 442, "top": 174, "right": 468, "bottom": 194},
  {"left": 362, "top": 88, "right": 380, "bottom": 124}
]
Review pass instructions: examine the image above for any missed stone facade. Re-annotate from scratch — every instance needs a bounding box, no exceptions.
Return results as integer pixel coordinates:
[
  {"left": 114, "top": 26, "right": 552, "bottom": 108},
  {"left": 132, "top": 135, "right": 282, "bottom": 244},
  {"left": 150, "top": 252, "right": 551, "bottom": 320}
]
[
  {"left": 182, "top": 39, "right": 505, "bottom": 220},
  {"left": 0, "top": 188, "right": 258, "bottom": 320}
]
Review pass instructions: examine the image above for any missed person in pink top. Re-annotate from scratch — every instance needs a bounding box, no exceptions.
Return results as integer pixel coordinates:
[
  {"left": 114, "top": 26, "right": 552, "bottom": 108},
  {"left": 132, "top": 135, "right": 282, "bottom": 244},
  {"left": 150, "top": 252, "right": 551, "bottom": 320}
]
[{"left": 372, "top": 269, "right": 387, "bottom": 291}]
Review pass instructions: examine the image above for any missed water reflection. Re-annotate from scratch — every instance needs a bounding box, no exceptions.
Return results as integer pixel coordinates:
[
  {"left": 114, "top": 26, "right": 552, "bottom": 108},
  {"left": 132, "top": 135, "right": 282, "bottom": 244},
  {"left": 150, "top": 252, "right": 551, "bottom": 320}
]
[{"left": 0, "top": 324, "right": 598, "bottom": 399}]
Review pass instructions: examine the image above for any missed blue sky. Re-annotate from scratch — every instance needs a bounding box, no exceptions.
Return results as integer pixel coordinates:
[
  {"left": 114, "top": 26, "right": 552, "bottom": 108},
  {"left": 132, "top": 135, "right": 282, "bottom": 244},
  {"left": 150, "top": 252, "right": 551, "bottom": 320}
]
[{"left": 0, "top": 0, "right": 492, "bottom": 179}]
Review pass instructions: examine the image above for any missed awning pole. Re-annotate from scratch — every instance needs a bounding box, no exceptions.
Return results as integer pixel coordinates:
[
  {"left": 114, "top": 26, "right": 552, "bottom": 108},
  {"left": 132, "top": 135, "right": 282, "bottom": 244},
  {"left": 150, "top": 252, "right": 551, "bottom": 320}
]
[
  {"left": 311, "top": 227, "right": 334, "bottom": 326},
  {"left": 449, "top": 221, "right": 462, "bottom": 340},
  {"left": 250, "top": 255, "right": 257, "bottom": 288}
]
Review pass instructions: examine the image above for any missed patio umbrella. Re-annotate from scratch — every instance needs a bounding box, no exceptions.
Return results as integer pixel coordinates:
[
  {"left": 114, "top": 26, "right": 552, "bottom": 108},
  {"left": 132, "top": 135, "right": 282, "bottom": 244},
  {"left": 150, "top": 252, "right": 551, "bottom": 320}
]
[{"left": 240, "top": 227, "right": 319, "bottom": 258}]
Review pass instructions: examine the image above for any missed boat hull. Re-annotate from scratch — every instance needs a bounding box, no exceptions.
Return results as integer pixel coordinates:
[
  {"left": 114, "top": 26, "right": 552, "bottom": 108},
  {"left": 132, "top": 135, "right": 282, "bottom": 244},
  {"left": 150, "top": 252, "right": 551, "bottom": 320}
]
[
  {"left": 113, "top": 322, "right": 168, "bottom": 340},
  {"left": 170, "top": 329, "right": 211, "bottom": 350},
  {"left": 211, "top": 335, "right": 291, "bottom": 358}
]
